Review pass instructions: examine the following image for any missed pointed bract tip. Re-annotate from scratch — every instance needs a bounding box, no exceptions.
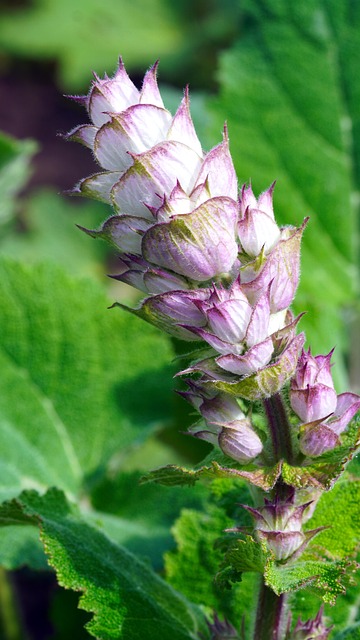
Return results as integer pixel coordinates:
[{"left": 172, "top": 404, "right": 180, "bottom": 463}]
[{"left": 75, "top": 224, "right": 97, "bottom": 238}]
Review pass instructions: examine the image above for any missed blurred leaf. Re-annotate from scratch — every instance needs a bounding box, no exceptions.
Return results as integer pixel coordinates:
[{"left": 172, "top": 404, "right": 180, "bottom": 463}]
[
  {"left": 0, "top": 488, "right": 209, "bottom": 640},
  {"left": 0, "top": 526, "right": 46, "bottom": 570},
  {"left": 0, "top": 132, "right": 37, "bottom": 226},
  {"left": 333, "top": 625, "right": 360, "bottom": 639},
  {"left": 0, "top": 190, "right": 109, "bottom": 280},
  {"left": 88, "top": 471, "right": 207, "bottom": 569},
  {"left": 0, "top": 0, "right": 185, "bottom": 90},
  {"left": 165, "top": 504, "right": 258, "bottom": 636},
  {"left": 0, "top": 258, "right": 174, "bottom": 503},
  {"left": 206, "top": 0, "right": 360, "bottom": 388}
]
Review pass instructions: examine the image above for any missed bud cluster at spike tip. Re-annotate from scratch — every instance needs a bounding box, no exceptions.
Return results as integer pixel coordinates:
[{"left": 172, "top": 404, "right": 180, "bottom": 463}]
[{"left": 67, "top": 58, "right": 360, "bottom": 468}]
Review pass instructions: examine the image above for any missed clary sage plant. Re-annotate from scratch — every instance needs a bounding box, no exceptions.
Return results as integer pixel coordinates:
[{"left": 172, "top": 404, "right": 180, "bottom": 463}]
[{"left": 67, "top": 59, "right": 360, "bottom": 640}]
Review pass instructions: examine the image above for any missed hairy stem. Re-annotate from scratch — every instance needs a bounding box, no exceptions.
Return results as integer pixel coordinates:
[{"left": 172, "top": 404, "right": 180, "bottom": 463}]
[
  {"left": 253, "top": 578, "right": 288, "bottom": 640},
  {"left": 263, "top": 393, "right": 294, "bottom": 464}
]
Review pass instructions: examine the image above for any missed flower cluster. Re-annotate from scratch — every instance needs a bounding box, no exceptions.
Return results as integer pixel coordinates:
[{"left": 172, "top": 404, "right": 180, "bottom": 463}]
[{"left": 68, "top": 59, "right": 359, "bottom": 468}]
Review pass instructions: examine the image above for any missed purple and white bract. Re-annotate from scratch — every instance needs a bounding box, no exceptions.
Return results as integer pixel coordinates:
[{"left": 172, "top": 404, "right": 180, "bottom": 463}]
[
  {"left": 291, "top": 349, "right": 360, "bottom": 456},
  {"left": 240, "top": 492, "right": 324, "bottom": 561},
  {"left": 180, "top": 381, "right": 263, "bottom": 463},
  {"left": 67, "top": 58, "right": 359, "bottom": 468}
]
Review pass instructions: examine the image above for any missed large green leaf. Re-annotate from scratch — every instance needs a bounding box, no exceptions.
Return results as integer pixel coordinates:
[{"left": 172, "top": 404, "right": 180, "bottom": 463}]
[
  {"left": 206, "top": 0, "right": 360, "bottom": 388},
  {"left": 0, "top": 258, "right": 174, "bottom": 502},
  {"left": 0, "top": 132, "right": 37, "bottom": 227},
  {"left": 0, "top": 190, "right": 109, "bottom": 280},
  {"left": 0, "top": 489, "right": 208, "bottom": 640}
]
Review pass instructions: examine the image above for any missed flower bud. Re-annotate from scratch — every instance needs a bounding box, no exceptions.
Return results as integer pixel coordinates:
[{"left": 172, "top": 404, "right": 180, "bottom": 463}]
[
  {"left": 243, "top": 492, "right": 323, "bottom": 561},
  {"left": 238, "top": 183, "right": 281, "bottom": 257},
  {"left": 181, "top": 381, "right": 263, "bottom": 464},
  {"left": 291, "top": 349, "right": 360, "bottom": 456},
  {"left": 292, "top": 607, "right": 332, "bottom": 639}
]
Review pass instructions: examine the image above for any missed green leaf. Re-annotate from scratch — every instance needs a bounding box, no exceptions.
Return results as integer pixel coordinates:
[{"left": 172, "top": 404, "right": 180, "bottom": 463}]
[
  {"left": 88, "top": 471, "right": 207, "bottom": 569},
  {"left": 0, "top": 190, "right": 109, "bottom": 280},
  {"left": 0, "top": 0, "right": 185, "bottom": 90},
  {"left": 0, "top": 132, "right": 37, "bottom": 226},
  {"left": 141, "top": 460, "right": 282, "bottom": 491},
  {"left": 206, "top": 0, "right": 360, "bottom": 388},
  {"left": 333, "top": 624, "right": 360, "bottom": 639},
  {"left": 306, "top": 479, "right": 360, "bottom": 559},
  {"left": 0, "top": 489, "right": 208, "bottom": 640},
  {"left": 264, "top": 558, "right": 358, "bottom": 605},
  {"left": 165, "top": 505, "right": 258, "bottom": 636},
  {"left": 0, "top": 258, "right": 174, "bottom": 503}
]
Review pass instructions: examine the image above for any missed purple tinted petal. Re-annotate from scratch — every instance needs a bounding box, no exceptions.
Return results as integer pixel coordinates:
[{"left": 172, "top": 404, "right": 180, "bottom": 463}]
[
  {"left": 299, "top": 422, "right": 340, "bottom": 457},
  {"left": 238, "top": 208, "right": 280, "bottom": 256},
  {"left": 257, "top": 530, "right": 304, "bottom": 561},
  {"left": 76, "top": 171, "right": 122, "bottom": 203},
  {"left": 327, "top": 392, "right": 360, "bottom": 434},
  {"left": 242, "top": 223, "right": 307, "bottom": 312},
  {"left": 206, "top": 298, "right": 252, "bottom": 343},
  {"left": 245, "top": 291, "right": 271, "bottom": 347},
  {"left": 167, "top": 89, "right": 203, "bottom": 157},
  {"left": 139, "top": 62, "right": 164, "bottom": 107},
  {"left": 66, "top": 124, "right": 97, "bottom": 149},
  {"left": 290, "top": 384, "right": 337, "bottom": 423},
  {"left": 195, "top": 136, "right": 238, "bottom": 201},
  {"left": 94, "top": 106, "right": 171, "bottom": 170},
  {"left": 216, "top": 337, "right": 274, "bottom": 376},
  {"left": 112, "top": 141, "right": 202, "bottom": 214},
  {"left": 218, "top": 424, "right": 263, "bottom": 463},
  {"left": 142, "top": 196, "right": 238, "bottom": 280},
  {"left": 89, "top": 61, "right": 139, "bottom": 126}
]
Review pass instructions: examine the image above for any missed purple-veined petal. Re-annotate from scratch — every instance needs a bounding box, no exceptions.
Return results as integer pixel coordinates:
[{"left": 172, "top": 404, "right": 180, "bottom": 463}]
[
  {"left": 143, "top": 268, "right": 190, "bottom": 294},
  {"left": 167, "top": 89, "right": 203, "bottom": 157},
  {"left": 139, "top": 62, "right": 164, "bottom": 107},
  {"left": 241, "top": 222, "right": 307, "bottom": 312},
  {"left": 245, "top": 291, "right": 271, "bottom": 347},
  {"left": 81, "top": 214, "right": 153, "bottom": 253},
  {"left": 181, "top": 326, "right": 238, "bottom": 355},
  {"left": 256, "top": 530, "right": 305, "bottom": 561},
  {"left": 94, "top": 105, "right": 172, "bottom": 171},
  {"left": 195, "top": 136, "right": 238, "bottom": 201},
  {"left": 178, "top": 357, "right": 237, "bottom": 381},
  {"left": 88, "top": 61, "right": 139, "bottom": 126},
  {"left": 238, "top": 208, "right": 280, "bottom": 257},
  {"left": 142, "top": 196, "right": 238, "bottom": 280},
  {"left": 112, "top": 140, "right": 202, "bottom": 214},
  {"left": 290, "top": 384, "right": 338, "bottom": 423},
  {"left": 327, "top": 392, "right": 360, "bottom": 435},
  {"left": 206, "top": 298, "right": 252, "bottom": 344},
  {"left": 299, "top": 421, "right": 341, "bottom": 457},
  {"left": 66, "top": 124, "right": 97, "bottom": 149},
  {"left": 156, "top": 183, "right": 193, "bottom": 221},
  {"left": 218, "top": 423, "right": 263, "bottom": 463},
  {"left": 216, "top": 337, "right": 274, "bottom": 376}
]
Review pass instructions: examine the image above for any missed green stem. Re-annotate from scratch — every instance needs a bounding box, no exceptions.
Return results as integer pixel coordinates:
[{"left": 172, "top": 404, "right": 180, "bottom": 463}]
[
  {"left": 0, "top": 568, "right": 25, "bottom": 640},
  {"left": 263, "top": 393, "right": 294, "bottom": 464},
  {"left": 253, "top": 578, "right": 288, "bottom": 640}
]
